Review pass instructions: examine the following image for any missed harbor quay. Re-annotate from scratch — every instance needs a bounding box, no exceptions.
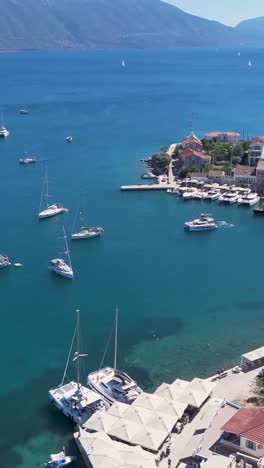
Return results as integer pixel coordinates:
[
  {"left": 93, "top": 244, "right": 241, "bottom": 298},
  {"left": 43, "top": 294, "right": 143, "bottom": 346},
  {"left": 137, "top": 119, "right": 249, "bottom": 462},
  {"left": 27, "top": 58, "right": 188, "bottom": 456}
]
[{"left": 74, "top": 346, "right": 264, "bottom": 468}]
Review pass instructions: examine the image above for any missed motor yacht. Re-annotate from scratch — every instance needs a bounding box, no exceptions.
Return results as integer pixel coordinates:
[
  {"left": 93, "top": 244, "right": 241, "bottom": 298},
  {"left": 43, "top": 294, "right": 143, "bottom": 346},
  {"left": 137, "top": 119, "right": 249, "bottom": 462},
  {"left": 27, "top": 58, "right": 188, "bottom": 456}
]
[
  {"left": 49, "top": 310, "right": 109, "bottom": 425},
  {"left": 205, "top": 190, "right": 220, "bottom": 201},
  {"left": 185, "top": 213, "right": 218, "bottom": 231},
  {"left": 19, "top": 109, "right": 29, "bottom": 115},
  {"left": 87, "top": 308, "right": 142, "bottom": 405},
  {"left": 0, "top": 126, "right": 9, "bottom": 137},
  {"left": 45, "top": 449, "right": 76, "bottom": 467},
  {"left": 238, "top": 192, "right": 260, "bottom": 206},
  {"left": 182, "top": 188, "right": 197, "bottom": 199},
  {"left": 0, "top": 254, "right": 11, "bottom": 268},
  {"left": 19, "top": 155, "right": 37, "bottom": 164},
  {"left": 218, "top": 191, "right": 239, "bottom": 204}
]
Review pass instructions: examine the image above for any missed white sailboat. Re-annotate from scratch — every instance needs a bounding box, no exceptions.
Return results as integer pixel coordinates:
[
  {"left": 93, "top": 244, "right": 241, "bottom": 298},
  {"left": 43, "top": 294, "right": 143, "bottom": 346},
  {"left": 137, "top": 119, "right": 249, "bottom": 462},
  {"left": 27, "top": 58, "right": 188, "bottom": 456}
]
[
  {"left": 50, "top": 226, "right": 74, "bottom": 279},
  {"left": 38, "top": 164, "right": 68, "bottom": 219},
  {"left": 87, "top": 307, "right": 142, "bottom": 405},
  {"left": 71, "top": 193, "right": 103, "bottom": 240},
  {"left": 248, "top": 60, "right": 252, "bottom": 68},
  {"left": 122, "top": 59, "right": 126, "bottom": 68},
  {"left": 0, "top": 106, "right": 9, "bottom": 137},
  {"left": 49, "top": 309, "right": 109, "bottom": 425}
]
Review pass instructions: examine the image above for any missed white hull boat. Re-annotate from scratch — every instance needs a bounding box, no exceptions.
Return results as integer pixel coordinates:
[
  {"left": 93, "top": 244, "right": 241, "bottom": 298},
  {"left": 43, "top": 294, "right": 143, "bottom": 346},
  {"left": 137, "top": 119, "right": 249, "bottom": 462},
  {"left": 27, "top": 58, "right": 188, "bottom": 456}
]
[
  {"left": 39, "top": 204, "right": 68, "bottom": 219},
  {"left": 0, "top": 254, "right": 11, "bottom": 268},
  {"left": 238, "top": 194, "right": 260, "bottom": 206},
  {"left": 71, "top": 226, "right": 103, "bottom": 240},
  {"left": 50, "top": 227, "right": 74, "bottom": 279},
  {"left": 49, "top": 310, "right": 109, "bottom": 425},
  {"left": 38, "top": 164, "right": 68, "bottom": 219},
  {"left": 205, "top": 190, "right": 220, "bottom": 201},
  {"left": 87, "top": 308, "right": 142, "bottom": 404},
  {"left": 19, "top": 155, "right": 37, "bottom": 164},
  {"left": 182, "top": 188, "right": 197, "bottom": 199},
  {"left": 185, "top": 213, "right": 218, "bottom": 231},
  {"left": 45, "top": 449, "right": 76, "bottom": 467},
  {"left": 0, "top": 126, "right": 9, "bottom": 137},
  {"left": 218, "top": 192, "right": 239, "bottom": 204}
]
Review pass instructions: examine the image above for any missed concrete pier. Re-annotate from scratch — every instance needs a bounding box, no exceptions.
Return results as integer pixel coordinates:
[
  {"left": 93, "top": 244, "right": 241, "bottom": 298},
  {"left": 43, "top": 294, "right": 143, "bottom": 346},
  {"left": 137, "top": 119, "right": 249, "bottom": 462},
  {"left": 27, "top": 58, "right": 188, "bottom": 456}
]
[{"left": 120, "top": 184, "right": 174, "bottom": 191}]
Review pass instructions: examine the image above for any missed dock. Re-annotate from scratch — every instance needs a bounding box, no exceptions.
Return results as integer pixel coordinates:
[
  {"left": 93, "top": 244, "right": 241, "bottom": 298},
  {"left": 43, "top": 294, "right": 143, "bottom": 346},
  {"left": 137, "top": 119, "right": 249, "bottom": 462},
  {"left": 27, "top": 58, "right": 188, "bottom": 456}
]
[{"left": 120, "top": 184, "right": 175, "bottom": 191}]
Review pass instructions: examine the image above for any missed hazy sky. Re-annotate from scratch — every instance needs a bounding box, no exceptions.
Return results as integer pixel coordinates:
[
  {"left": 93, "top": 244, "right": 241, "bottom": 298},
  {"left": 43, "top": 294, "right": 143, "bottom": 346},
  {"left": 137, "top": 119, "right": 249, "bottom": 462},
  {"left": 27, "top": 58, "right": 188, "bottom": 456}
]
[{"left": 165, "top": 0, "right": 264, "bottom": 26}]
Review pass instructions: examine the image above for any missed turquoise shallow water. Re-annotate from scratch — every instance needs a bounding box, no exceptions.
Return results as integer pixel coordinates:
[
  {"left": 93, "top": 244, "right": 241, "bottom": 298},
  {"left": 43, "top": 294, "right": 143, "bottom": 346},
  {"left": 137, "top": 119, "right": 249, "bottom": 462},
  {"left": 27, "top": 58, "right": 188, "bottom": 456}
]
[{"left": 1, "top": 48, "right": 264, "bottom": 466}]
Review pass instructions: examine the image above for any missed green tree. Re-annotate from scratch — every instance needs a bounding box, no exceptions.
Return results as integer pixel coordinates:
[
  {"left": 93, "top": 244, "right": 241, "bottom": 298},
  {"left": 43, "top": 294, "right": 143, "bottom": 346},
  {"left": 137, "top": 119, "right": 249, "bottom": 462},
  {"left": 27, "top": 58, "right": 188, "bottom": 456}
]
[
  {"left": 177, "top": 166, "right": 191, "bottom": 179},
  {"left": 189, "top": 165, "right": 199, "bottom": 173},
  {"left": 151, "top": 153, "right": 171, "bottom": 171}
]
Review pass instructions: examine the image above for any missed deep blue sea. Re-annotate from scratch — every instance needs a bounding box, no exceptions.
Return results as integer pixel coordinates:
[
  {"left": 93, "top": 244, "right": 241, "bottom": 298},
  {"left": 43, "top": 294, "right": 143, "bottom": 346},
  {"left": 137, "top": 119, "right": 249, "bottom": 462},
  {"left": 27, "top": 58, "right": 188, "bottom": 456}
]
[{"left": 1, "top": 48, "right": 264, "bottom": 467}]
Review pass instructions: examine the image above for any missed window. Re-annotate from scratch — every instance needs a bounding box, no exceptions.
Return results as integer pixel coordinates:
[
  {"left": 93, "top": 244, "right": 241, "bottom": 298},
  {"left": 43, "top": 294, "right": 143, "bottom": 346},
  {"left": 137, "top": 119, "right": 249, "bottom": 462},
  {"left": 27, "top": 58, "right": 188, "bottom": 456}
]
[{"left": 245, "top": 440, "right": 256, "bottom": 451}]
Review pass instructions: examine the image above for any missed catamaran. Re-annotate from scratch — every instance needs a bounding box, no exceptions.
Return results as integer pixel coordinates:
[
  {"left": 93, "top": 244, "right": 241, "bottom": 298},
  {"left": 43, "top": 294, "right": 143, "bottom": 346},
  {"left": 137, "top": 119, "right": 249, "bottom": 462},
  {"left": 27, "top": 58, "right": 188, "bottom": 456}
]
[
  {"left": 87, "top": 307, "right": 142, "bottom": 405},
  {"left": 49, "top": 309, "right": 109, "bottom": 425},
  {"left": 50, "top": 226, "right": 74, "bottom": 279},
  {"left": 71, "top": 193, "right": 104, "bottom": 240},
  {"left": 39, "top": 164, "right": 68, "bottom": 219},
  {"left": 0, "top": 106, "right": 9, "bottom": 137}
]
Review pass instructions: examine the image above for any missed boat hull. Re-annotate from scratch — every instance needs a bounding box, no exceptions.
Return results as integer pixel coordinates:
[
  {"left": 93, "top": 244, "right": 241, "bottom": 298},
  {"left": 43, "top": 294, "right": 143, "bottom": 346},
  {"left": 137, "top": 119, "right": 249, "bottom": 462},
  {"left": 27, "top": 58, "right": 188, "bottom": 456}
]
[
  {"left": 49, "top": 265, "right": 73, "bottom": 279},
  {"left": 39, "top": 208, "right": 67, "bottom": 219},
  {"left": 0, "top": 262, "right": 11, "bottom": 268},
  {"left": 71, "top": 231, "right": 101, "bottom": 239},
  {"left": 185, "top": 224, "right": 218, "bottom": 231}
]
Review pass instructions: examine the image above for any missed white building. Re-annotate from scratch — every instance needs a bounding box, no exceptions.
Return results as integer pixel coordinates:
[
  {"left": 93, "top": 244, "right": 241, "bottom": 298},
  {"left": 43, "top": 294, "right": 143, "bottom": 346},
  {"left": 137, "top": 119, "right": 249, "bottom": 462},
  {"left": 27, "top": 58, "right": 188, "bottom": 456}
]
[{"left": 248, "top": 137, "right": 264, "bottom": 166}]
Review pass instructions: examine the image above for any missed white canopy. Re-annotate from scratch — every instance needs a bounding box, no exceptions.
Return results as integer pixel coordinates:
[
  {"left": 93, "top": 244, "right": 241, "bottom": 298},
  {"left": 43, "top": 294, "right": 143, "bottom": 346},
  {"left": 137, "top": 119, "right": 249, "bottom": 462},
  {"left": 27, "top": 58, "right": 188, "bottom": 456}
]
[
  {"left": 77, "top": 430, "right": 157, "bottom": 468},
  {"left": 155, "top": 377, "right": 215, "bottom": 409},
  {"left": 84, "top": 391, "right": 183, "bottom": 452}
]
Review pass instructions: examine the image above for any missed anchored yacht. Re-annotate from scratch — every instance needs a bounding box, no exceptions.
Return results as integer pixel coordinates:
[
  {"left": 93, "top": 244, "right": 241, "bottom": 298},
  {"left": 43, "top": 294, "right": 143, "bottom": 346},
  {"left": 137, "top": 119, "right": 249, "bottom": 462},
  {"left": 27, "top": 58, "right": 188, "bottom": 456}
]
[
  {"left": 44, "top": 449, "right": 76, "bottom": 467},
  {"left": 182, "top": 188, "right": 197, "bottom": 199},
  {"left": 238, "top": 192, "right": 260, "bottom": 206},
  {"left": 49, "top": 309, "right": 109, "bottom": 425},
  {"left": 218, "top": 191, "right": 239, "bottom": 204},
  {"left": 19, "top": 153, "right": 37, "bottom": 164},
  {"left": 39, "top": 164, "right": 68, "bottom": 219},
  {"left": 50, "top": 227, "right": 73, "bottom": 279},
  {"left": 71, "top": 192, "right": 104, "bottom": 240},
  {"left": 185, "top": 213, "right": 218, "bottom": 231},
  {"left": 0, "top": 254, "right": 11, "bottom": 268},
  {"left": 0, "top": 107, "right": 9, "bottom": 137},
  {"left": 87, "top": 308, "right": 142, "bottom": 405},
  {"left": 205, "top": 190, "right": 220, "bottom": 201}
]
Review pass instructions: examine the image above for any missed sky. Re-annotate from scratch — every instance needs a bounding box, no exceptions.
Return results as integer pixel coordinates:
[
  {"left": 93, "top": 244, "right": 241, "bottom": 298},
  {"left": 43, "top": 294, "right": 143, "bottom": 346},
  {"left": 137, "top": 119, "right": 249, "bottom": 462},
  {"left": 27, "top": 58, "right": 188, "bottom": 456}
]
[{"left": 165, "top": 0, "right": 264, "bottom": 26}]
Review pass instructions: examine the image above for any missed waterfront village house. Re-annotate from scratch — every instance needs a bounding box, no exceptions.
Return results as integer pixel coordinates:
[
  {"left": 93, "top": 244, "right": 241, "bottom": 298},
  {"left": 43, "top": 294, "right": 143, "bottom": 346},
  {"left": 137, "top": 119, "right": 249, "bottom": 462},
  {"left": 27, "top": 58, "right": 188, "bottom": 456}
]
[
  {"left": 221, "top": 408, "right": 264, "bottom": 459},
  {"left": 182, "top": 133, "right": 203, "bottom": 152},
  {"left": 233, "top": 165, "right": 256, "bottom": 186},
  {"left": 205, "top": 131, "right": 240, "bottom": 143},
  {"left": 208, "top": 170, "right": 226, "bottom": 183},
  {"left": 248, "top": 137, "right": 264, "bottom": 166},
  {"left": 179, "top": 148, "right": 211, "bottom": 171},
  {"left": 256, "top": 160, "right": 264, "bottom": 193}
]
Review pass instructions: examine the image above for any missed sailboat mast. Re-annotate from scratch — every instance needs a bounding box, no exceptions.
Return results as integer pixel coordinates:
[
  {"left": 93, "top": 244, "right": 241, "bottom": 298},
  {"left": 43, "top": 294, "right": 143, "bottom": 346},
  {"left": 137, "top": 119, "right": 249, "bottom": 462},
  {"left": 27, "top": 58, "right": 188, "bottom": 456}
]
[
  {"left": 45, "top": 163, "right": 49, "bottom": 208},
  {"left": 114, "top": 306, "right": 118, "bottom": 373},
  {"left": 63, "top": 226, "right": 73, "bottom": 271},
  {"left": 76, "top": 309, "right": 80, "bottom": 387}
]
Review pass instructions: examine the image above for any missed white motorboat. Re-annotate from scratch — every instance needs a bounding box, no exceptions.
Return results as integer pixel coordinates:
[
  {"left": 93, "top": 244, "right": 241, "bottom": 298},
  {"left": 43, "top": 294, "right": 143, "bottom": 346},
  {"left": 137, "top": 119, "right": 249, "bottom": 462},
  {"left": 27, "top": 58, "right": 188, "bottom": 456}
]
[
  {"left": 71, "top": 193, "right": 103, "bottom": 240},
  {"left": 205, "top": 190, "right": 220, "bottom": 201},
  {"left": 185, "top": 213, "right": 218, "bottom": 231},
  {"left": 45, "top": 449, "right": 76, "bottom": 467},
  {"left": 50, "top": 227, "right": 74, "bottom": 279},
  {"left": 39, "top": 164, "right": 68, "bottom": 219},
  {"left": 19, "top": 108, "right": 29, "bottom": 115},
  {"left": 142, "top": 172, "right": 157, "bottom": 179},
  {"left": 87, "top": 308, "right": 142, "bottom": 405},
  {"left": 49, "top": 309, "right": 109, "bottom": 425},
  {"left": 218, "top": 191, "right": 239, "bottom": 204},
  {"left": 0, "top": 106, "right": 9, "bottom": 137},
  {"left": 66, "top": 136, "right": 72, "bottom": 142},
  {"left": 19, "top": 154, "right": 37, "bottom": 164},
  {"left": 0, "top": 254, "right": 11, "bottom": 268},
  {"left": 192, "top": 190, "right": 204, "bottom": 200},
  {"left": 238, "top": 192, "right": 260, "bottom": 206},
  {"left": 182, "top": 188, "right": 197, "bottom": 199}
]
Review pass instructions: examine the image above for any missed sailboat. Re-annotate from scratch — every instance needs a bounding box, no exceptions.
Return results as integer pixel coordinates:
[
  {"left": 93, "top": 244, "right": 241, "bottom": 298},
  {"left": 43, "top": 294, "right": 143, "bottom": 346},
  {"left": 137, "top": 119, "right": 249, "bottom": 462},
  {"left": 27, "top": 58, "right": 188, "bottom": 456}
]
[
  {"left": 38, "top": 164, "right": 68, "bottom": 219},
  {"left": 50, "top": 226, "right": 74, "bottom": 279},
  {"left": 248, "top": 60, "right": 252, "bottom": 68},
  {"left": 49, "top": 309, "right": 109, "bottom": 425},
  {"left": 121, "top": 59, "right": 126, "bottom": 68},
  {"left": 71, "top": 192, "right": 104, "bottom": 240},
  {"left": 0, "top": 106, "right": 9, "bottom": 137},
  {"left": 87, "top": 307, "right": 142, "bottom": 405}
]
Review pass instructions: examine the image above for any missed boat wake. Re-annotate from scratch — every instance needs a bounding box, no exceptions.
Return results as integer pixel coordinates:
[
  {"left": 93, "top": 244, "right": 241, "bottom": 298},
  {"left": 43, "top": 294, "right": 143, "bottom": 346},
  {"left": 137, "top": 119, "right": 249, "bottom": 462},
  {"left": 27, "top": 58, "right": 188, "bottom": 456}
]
[{"left": 217, "top": 221, "right": 234, "bottom": 228}]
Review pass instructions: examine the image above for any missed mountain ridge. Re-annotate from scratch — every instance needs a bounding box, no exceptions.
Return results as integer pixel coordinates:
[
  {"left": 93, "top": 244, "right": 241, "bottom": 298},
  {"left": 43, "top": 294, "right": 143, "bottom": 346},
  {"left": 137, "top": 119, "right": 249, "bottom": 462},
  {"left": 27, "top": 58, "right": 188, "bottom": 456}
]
[{"left": 0, "top": 0, "right": 259, "bottom": 50}]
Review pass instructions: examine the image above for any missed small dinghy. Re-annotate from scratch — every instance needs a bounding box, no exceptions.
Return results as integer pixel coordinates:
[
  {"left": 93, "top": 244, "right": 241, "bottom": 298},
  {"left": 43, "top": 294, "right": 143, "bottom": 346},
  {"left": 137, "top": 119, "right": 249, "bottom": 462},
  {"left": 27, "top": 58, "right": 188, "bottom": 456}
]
[
  {"left": 44, "top": 448, "right": 76, "bottom": 467},
  {"left": 14, "top": 263, "right": 23, "bottom": 267},
  {"left": 66, "top": 136, "right": 72, "bottom": 142}
]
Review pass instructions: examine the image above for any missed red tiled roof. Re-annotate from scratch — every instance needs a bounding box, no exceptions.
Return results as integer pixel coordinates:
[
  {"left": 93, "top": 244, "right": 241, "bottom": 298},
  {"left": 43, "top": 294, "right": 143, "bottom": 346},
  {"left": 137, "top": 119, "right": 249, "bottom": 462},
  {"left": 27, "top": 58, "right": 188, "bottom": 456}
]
[
  {"left": 205, "top": 131, "right": 240, "bottom": 138},
  {"left": 180, "top": 148, "right": 210, "bottom": 160},
  {"left": 252, "top": 136, "right": 264, "bottom": 144},
  {"left": 182, "top": 135, "right": 202, "bottom": 145},
  {"left": 221, "top": 408, "right": 264, "bottom": 445}
]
